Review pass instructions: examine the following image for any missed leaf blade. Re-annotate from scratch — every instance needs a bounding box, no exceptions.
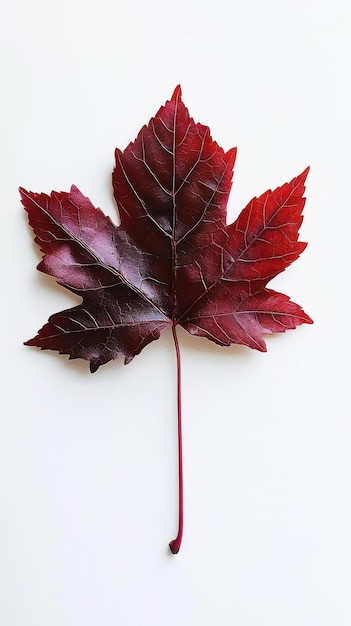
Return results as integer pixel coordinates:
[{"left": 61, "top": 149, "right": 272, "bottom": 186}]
[{"left": 22, "top": 88, "right": 312, "bottom": 370}]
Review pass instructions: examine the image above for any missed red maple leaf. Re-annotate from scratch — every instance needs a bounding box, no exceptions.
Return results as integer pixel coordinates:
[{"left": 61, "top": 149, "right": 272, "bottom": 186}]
[{"left": 20, "top": 86, "right": 312, "bottom": 553}]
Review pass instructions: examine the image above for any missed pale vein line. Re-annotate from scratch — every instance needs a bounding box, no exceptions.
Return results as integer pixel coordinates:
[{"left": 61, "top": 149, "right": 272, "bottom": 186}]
[
  {"left": 174, "top": 129, "right": 209, "bottom": 195},
  {"left": 115, "top": 151, "right": 171, "bottom": 239},
  {"left": 151, "top": 120, "right": 172, "bottom": 154},
  {"left": 176, "top": 153, "right": 231, "bottom": 245}
]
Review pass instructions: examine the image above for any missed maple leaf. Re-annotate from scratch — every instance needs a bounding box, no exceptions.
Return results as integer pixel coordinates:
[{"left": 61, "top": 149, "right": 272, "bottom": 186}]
[{"left": 20, "top": 86, "right": 312, "bottom": 553}]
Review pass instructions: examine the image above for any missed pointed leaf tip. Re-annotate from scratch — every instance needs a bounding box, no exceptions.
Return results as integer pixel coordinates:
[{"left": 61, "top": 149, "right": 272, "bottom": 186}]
[
  {"left": 171, "top": 85, "right": 182, "bottom": 102},
  {"left": 19, "top": 187, "right": 28, "bottom": 201},
  {"left": 300, "top": 166, "right": 310, "bottom": 183}
]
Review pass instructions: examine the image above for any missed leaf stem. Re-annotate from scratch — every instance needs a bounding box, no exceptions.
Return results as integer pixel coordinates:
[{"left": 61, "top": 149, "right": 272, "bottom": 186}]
[{"left": 169, "top": 324, "right": 183, "bottom": 555}]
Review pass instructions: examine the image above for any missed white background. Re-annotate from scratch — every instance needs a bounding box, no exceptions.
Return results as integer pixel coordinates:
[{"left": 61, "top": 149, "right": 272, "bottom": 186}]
[{"left": 1, "top": 1, "right": 350, "bottom": 624}]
